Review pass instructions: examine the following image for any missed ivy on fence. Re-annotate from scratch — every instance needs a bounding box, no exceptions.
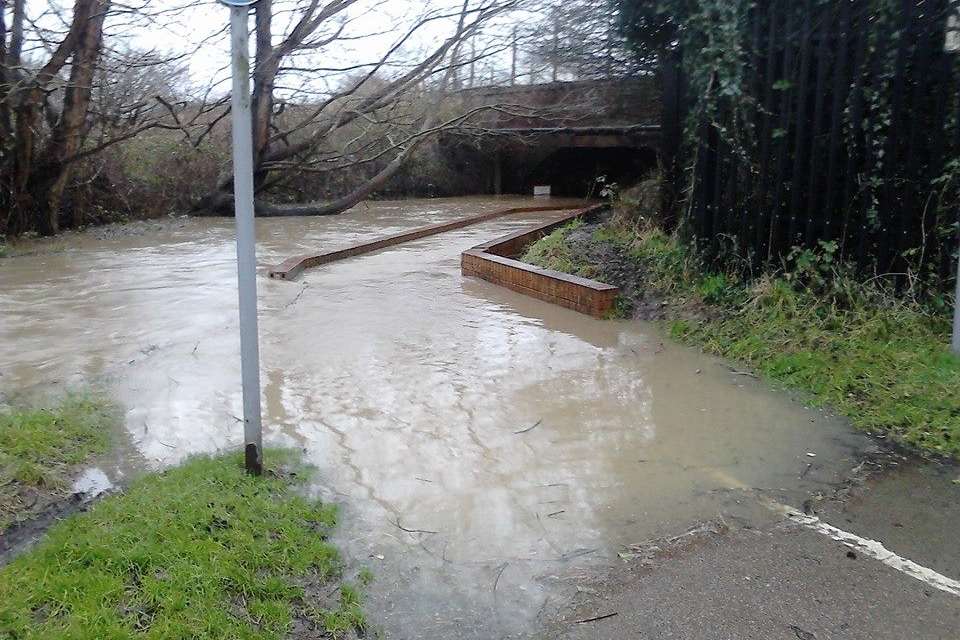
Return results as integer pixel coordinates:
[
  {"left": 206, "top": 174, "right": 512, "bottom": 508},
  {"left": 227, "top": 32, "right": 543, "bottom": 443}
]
[{"left": 659, "top": 0, "right": 960, "bottom": 288}]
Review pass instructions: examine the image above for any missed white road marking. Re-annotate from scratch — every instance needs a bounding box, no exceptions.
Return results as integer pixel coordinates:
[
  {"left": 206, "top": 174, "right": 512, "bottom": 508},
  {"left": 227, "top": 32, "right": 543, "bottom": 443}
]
[
  {"left": 771, "top": 502, "right": 960, "bottom": 597},
  {"left": 709, "top": 469, "right": 960, "bottom": 598}
]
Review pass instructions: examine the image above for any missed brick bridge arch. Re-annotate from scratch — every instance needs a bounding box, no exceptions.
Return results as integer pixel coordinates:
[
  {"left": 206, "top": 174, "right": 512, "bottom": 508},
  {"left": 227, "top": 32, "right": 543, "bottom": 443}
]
[{"left": 440, "top": 77, "right": 662, "bottom": 196}]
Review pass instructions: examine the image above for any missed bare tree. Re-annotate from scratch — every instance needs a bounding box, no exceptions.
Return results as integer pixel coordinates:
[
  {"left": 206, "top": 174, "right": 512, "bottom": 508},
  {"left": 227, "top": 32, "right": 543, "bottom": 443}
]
[
  {"left": 196, "top": 0, "right": 523, "bottom": 217},
  {"left": 0, "top": 0, "right": 201, "bottom": 235},
  {"left": 522, "top": 0, "right": 649, "bottom": 82}
]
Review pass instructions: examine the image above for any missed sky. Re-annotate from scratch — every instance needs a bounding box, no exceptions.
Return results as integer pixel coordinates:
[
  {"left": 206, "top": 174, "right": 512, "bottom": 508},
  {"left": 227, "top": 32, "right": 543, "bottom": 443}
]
[{"left": 15, "top": 0, "right": 542, "bottom": 97}]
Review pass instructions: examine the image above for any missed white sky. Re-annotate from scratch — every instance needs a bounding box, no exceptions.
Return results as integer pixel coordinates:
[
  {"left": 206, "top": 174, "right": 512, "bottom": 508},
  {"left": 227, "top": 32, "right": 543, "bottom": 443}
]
[{"left": 18, "top": 0, "right": 542, "bottom": 97}]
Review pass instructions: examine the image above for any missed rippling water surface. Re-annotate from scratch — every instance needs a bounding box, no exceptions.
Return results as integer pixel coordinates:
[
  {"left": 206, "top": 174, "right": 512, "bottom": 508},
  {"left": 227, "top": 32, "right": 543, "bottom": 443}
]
[{"left": 0, "top": 196, "right": 870, "bottom": 638}]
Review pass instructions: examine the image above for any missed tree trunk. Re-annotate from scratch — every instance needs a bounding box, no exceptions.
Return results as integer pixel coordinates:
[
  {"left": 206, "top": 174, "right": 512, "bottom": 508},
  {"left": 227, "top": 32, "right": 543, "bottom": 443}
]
[
  {"left": 194, "top": 0, "right": 482, "bottom": 218},
  {"left": 3, "top": 0, "right": 106, "bottom": 236},
  {"left": 256, "top": 135, "right": 432, "bottom": 216},
  {"left": 252, "top": 0, "right": 275, "bottom": 171},
  {"left": 40, "top": 0, "right": 110, "bottom": 233}
]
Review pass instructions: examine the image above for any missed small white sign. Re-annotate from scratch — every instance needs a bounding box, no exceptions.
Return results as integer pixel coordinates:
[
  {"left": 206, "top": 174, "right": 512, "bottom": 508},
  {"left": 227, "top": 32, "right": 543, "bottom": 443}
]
[{"left": 533, "top": 185, "right": 551, "bottom": 197}]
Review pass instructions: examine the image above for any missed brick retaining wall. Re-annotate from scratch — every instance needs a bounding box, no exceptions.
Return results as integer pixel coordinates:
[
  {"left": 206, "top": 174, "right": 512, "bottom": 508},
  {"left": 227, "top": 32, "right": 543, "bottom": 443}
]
[{"left": 460, "top": 204, "right": 618, "bottom": 317}]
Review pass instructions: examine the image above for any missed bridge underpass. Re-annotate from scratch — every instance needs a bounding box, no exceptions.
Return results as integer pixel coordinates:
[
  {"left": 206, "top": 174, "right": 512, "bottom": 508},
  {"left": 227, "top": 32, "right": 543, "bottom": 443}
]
[{"left": 441, "top": 78, "right": 663, "bottom": 197}]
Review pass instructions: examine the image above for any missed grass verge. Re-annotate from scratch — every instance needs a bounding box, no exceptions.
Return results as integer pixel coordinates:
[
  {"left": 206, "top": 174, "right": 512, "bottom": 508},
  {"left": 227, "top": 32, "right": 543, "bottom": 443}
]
[
  {"left": 521, "top": 214, "right": 960, "bottom": 459},
  {"left": 0, "top": 450, "right": 366, "bottom": 639},
  {"left": 0, "top": 394, "right": 113, "bottom": 531}
]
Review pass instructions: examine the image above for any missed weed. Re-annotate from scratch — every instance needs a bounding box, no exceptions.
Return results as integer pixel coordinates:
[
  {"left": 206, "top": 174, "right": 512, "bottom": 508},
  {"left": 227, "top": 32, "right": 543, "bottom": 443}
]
[{"left": 520, "top": 220, "right": 589, "bottom": 276}]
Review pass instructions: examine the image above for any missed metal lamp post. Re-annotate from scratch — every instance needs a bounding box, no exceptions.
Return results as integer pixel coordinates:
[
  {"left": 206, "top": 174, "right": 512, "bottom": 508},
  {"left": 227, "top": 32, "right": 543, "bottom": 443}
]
[{"left": 220, "top": 0, "right": 263, "bottom": 474}]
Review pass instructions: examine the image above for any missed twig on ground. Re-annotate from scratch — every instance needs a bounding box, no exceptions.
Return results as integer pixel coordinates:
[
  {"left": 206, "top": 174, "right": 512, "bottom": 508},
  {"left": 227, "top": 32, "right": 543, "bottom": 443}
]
[
  {"left": 547, "top": 510, "right": 565, "bottom": 518},
  {"left": 723, "top": 365, "right": 758, "bottom": 379},
  {"left": 415, "top": 476, "right": 434, "bottom": 483},
  {"left": 391, "top": 517, "right": 438, "bottom": 535},
  {"left": 572, "top": 612, "right": 618, "bottom": 624},
  {"left": 514, "top": 419, "right": 542, "bottom": 435}
]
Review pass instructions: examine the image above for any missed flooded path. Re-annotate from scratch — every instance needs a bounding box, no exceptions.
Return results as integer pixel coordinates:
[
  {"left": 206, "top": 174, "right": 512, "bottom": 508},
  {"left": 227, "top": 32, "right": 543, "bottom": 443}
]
[{"left": 0, "top": 196, "right": 872, "bottom": 638}]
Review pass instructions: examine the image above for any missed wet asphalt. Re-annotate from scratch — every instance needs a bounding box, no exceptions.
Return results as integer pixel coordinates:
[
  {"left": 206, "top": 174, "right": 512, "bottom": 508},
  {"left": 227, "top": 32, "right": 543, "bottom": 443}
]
[{"left": 541, "top": 459, "right": 960, "bottom": 640}]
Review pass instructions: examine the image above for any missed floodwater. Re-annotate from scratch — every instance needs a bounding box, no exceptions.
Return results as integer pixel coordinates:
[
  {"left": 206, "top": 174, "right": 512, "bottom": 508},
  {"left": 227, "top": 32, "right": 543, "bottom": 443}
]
[{"left": 0, "top": 196, "right": 872, "bottom": 638}]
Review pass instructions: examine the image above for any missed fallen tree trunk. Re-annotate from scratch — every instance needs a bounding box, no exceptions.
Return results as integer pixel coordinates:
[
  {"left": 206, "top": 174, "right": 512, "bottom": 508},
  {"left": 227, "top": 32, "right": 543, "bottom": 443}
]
[
  {"left": 191, "top": 131, "right": 430, "bottom": 217},
  {"left": 192, "top": 0, "right": 509, "bottom": 218}
]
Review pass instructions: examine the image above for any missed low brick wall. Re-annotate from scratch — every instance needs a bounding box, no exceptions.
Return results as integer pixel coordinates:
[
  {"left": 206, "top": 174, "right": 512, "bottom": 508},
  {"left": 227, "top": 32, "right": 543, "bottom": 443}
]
[
  {"left": 461, "top": 204, "right": 618, "bottom": 317},
  {"left": 267, "top": 203, "right": 588, "bottom": 280}
]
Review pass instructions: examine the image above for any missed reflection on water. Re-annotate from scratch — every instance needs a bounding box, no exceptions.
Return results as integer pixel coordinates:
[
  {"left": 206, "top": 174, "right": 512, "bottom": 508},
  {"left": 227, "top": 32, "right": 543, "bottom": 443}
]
[
  {"left": 71, "top": 467, "right": 114, "bottom": 498},
  {"left": 0, "top": 196, "right": 870, "bottom": 638}
]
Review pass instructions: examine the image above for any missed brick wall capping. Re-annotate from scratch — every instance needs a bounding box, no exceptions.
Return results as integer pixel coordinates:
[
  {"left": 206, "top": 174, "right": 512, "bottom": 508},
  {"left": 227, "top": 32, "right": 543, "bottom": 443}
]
[{"left": 266, "top": 202, "right": 593, "bottom": 281}]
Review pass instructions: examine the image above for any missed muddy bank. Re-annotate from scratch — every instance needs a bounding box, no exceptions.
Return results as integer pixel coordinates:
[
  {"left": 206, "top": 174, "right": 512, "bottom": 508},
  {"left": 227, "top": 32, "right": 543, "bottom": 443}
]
[
  {"left": 0, "top": 489, "right": 107, "bottom": 563},
  {"left": 0, "top": 394, "right": 133, "bottom": 564}
]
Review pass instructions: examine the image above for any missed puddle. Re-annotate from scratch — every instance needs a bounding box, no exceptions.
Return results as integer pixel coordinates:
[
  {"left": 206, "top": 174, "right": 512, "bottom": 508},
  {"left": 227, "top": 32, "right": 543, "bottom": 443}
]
[
  {"left": 70, "top": 467, "right": 114, "bottom": 498},
  {"left": 0, "top": 196, "right": 874, "bottom": 637}
]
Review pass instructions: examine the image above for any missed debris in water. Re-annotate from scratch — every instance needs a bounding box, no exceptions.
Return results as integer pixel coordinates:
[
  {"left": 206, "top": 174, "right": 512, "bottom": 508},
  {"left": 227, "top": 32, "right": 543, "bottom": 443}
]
[
  {"left": 571, "top": 612, "right": 618, "bottom": 624},
  {"left": 789, "top": 624, "right": 816, "bottom": 640},
  {"left": 806, "top": 452, "right": 817, "bottom": 457},
  {"left": 724, "top": 365, "right": 759, "bottom": 378},
  {"left": 560, "top": 547, "right": 598, "bottom": 561},
  {"left": 71, "top": 467, "right": 113, "bottom": 498},
  {"left": 391, "top": 517, "right": 438, "bottom": 535},
  {"left": 492, "top": 562, "right": 509, "bottom": 597},
  {"left": 514, "top": 419, "right": 542, "bottom": 435}
]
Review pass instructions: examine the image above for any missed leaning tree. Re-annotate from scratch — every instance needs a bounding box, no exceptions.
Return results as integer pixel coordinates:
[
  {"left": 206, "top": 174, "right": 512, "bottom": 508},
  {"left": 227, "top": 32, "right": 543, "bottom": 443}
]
[{"left": 195, "top": 0, "right": 525, "bottom": 216}]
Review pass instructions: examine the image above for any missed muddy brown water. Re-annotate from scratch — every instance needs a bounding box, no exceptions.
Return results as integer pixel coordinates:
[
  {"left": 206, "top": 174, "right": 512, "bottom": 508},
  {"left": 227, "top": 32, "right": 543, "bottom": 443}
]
[{"left": 0, "top": 196, "right": 873, "bottom": 638}]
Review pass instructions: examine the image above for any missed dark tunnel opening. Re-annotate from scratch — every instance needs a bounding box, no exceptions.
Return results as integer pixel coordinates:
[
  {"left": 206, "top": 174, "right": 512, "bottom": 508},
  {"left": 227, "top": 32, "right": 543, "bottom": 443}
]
[{"left": 524, "top": 146, "right": 659, "bottom": 197}]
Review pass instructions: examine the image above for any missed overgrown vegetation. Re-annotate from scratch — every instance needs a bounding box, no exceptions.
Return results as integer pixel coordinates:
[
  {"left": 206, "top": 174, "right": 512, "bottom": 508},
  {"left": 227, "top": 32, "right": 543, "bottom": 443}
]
[
  {"left": 522, "top": 205, "right": 960, "bottom": 459},
  {"left": 618, "top": 0, "right": 960, "bottom": 290},
  {"left": 0, "top": 451, "right": 367, "bottom": 639},
  {"left": 0, "top": 394, "right": 112, "bottom": 531}
]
